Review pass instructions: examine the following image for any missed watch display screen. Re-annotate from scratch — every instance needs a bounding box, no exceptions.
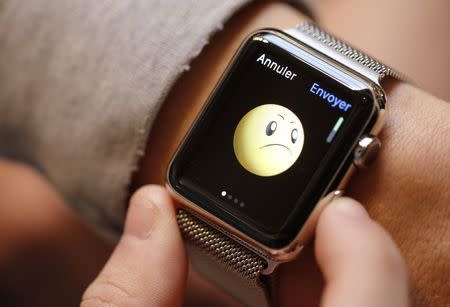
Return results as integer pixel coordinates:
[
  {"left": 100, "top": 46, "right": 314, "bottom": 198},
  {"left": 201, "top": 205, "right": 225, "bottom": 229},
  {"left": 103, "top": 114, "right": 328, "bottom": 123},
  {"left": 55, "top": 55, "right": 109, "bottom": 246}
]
[{"left": 169, "top": 30, "right": 376, "bottom": 248}]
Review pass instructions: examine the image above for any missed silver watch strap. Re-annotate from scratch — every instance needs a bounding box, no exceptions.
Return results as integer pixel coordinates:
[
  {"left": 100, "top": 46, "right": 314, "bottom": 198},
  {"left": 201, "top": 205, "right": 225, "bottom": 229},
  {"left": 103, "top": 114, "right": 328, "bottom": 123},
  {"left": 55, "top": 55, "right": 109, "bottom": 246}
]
[
  {"left": 284, "top": 22, "right": 405, "bottom": 86},
  {"left": 177, "top": 22, "right": 402, "bottom": 307},
  {"left": 177, "top": 209, "right": 274, "bottom": 307}
]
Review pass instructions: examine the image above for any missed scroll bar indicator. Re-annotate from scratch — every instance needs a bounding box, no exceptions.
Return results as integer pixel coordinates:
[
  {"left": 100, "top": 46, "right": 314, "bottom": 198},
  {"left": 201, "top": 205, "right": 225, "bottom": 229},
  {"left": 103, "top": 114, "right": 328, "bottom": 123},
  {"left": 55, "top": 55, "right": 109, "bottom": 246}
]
[{"left": 326, "top": 117, "right": 344, "bottom": 143}]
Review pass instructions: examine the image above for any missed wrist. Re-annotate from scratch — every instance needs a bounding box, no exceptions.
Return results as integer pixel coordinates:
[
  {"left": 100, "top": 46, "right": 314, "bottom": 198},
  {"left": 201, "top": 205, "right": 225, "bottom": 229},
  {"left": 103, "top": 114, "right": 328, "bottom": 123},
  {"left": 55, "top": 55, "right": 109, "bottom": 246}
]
[
  {"left": 348, "top": 81, "right": 450, "bottom": 305},
  {"left": 348, "top": 81, "right": 450, "bottom": 216}
]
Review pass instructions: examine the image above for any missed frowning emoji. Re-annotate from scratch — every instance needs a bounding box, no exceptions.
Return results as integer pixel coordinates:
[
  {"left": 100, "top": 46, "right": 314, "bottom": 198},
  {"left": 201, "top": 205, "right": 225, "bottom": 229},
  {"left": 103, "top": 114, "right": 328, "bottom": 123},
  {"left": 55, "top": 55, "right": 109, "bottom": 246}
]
[{"left": 233, "top": 104, "right": 304, "bottom": 176}]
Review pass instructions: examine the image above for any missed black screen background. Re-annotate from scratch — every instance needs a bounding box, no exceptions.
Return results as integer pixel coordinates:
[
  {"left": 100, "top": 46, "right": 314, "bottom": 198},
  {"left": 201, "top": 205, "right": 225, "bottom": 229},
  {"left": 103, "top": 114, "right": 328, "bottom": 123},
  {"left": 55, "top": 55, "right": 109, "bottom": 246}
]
[{"left": 170, "top": 31, "right": 375, "bottom": 247}]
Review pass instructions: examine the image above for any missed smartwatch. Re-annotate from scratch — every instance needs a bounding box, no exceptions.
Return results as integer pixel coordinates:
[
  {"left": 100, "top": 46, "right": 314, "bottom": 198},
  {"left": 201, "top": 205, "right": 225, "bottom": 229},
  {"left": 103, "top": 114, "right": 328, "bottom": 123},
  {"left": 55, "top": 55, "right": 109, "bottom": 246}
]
[{"left": 167, "top": 22, "right": 403, "bottom": 306}]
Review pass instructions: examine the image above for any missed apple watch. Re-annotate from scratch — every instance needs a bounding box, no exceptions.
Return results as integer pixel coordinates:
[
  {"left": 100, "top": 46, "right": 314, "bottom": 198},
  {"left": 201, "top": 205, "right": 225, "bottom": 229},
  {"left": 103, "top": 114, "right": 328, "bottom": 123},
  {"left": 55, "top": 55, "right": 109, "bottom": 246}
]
[{"left": 167, "top": 22, "right": 403, "bottom": 306}]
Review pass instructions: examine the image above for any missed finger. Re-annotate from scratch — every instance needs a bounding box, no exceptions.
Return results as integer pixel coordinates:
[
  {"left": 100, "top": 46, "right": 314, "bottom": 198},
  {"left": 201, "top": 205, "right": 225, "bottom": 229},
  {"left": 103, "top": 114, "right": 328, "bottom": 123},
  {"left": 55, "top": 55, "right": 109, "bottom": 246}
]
[
  {"left": 315, "top": 197, "right": 409, "bottom": 307},
  {"left": 81, "top": 185, "right": 187, "bottom": 306}
]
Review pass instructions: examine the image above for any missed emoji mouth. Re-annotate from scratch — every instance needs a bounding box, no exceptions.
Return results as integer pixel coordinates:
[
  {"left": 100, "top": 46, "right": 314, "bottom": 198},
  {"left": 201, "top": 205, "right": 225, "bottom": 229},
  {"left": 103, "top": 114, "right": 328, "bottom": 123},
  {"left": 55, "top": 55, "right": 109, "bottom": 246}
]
[{"left": 259, "top": 143, "right": 292, "bottom": 155}]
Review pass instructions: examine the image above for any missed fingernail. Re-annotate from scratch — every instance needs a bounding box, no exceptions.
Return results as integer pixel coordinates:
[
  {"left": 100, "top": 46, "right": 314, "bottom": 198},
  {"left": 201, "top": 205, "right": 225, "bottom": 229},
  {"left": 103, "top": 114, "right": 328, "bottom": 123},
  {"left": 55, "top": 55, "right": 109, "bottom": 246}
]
[
  {"left": 331, "top": 197, "right": 368, "bottom": 219},
  {"left": 124, "top": 188, "right": 166, "bottom": 239}
]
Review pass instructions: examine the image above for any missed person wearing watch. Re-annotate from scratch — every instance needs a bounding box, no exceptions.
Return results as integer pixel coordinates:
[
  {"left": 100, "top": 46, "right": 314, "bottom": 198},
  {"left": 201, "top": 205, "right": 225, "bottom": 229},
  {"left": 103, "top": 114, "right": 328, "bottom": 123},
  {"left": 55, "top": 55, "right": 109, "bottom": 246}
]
[{"left": 0, "top": 0, "right": 450, "bottom": 307}]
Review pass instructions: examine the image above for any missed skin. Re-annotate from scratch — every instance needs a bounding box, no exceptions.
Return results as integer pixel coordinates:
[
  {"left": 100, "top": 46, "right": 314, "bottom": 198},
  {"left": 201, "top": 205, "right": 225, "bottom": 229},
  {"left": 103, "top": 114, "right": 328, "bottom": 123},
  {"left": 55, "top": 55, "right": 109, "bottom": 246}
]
[
  {"left": 0, "top": 1, "right": 449, "bottom": 306},
  {"left": 0, "top": 159, "right": 112, "bottom": 306}
]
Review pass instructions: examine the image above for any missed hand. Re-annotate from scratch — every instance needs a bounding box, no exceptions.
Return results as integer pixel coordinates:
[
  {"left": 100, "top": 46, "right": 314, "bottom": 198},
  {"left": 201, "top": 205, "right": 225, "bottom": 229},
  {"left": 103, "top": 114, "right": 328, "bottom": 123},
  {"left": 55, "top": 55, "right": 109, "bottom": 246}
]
[
  {"left": 81, "top": 185, "right": 187, "bottom": 306},
  {"left": 313, "top": 197, "right": 409, "bottom": 307},
  {"left": 81, "top": 185, "right": 409, "bottom": 306}
]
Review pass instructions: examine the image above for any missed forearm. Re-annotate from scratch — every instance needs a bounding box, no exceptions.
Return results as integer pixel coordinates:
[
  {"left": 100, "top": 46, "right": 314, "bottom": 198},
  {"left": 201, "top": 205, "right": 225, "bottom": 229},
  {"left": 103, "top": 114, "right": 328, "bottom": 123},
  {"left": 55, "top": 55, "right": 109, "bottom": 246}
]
[{"left": 132, "top": 2, "right": 450, "bottom": 306}]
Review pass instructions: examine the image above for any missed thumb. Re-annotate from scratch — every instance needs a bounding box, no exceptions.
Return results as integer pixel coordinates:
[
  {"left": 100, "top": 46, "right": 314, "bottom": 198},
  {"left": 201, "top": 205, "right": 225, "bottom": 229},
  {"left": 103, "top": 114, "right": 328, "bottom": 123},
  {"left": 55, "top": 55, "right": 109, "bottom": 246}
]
[
  {"left": 315, "top": 197, "right": 409, "bottom": 307},
  {"left": 82, "top": 185, "right": 187, "bottom": 306}
]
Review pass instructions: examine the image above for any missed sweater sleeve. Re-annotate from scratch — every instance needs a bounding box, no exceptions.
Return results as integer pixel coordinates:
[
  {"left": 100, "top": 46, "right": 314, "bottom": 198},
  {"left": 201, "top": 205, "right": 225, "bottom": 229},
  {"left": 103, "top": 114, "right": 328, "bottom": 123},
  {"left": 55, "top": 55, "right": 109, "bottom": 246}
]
[{"left": 0, "top": 0, "right": 308, "bottom": 241}]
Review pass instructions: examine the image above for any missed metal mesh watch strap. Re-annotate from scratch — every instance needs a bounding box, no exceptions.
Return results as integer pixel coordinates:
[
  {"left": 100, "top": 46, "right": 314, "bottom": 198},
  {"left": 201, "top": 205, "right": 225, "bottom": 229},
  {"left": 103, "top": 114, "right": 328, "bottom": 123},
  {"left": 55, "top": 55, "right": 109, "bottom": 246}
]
[
  {"left": 285, "top": 22, "right": 405, "bottom": 84},
  {"left": 177, "top": 210, "right": 275, "bottom": 307}
]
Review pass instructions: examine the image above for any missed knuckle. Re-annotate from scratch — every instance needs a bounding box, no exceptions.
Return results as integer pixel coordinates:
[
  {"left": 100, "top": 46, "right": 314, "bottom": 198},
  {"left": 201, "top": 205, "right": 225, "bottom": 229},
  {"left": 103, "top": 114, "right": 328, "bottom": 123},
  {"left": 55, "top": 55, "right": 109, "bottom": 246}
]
[
  {"left": 130, "top": 185, "right": 165, "bottom": 205},
  {"left": 81, "top": 277, "right": 139, "bottom": 307}
]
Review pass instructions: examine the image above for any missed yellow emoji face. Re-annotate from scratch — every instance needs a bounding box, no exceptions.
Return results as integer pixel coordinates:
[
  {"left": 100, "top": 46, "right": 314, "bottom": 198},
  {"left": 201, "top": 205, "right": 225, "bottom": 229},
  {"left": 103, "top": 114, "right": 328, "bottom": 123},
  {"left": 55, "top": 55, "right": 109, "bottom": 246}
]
[{"left": 233, "top": 104, "right": 305, "bottom": 176}]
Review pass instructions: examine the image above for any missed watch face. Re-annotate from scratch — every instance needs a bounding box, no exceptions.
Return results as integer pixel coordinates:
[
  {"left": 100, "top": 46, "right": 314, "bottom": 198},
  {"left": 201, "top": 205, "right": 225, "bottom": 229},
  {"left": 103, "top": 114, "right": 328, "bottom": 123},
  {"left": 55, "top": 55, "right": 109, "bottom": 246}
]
[{"left": 168, "top": 30, "right": 377, "bottom": 248}]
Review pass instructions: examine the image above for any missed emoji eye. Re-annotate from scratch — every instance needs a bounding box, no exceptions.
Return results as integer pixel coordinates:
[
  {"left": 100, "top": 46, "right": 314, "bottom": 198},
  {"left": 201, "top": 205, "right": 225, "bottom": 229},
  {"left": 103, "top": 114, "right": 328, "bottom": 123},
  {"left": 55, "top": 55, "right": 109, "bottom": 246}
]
[
  {"left": 266, "top": 121, "right": 277, "bottom": 136},
  {"left": 291, "top": 128, "right": 298, "bottom": 143}
]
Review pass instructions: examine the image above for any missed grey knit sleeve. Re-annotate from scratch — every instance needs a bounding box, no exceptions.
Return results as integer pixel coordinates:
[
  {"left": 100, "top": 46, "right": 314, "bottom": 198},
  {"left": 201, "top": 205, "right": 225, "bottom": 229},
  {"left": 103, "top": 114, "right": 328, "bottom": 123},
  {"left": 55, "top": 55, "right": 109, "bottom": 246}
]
[{"left": 0, "top": 1, "right": 308, "bottom": 241}]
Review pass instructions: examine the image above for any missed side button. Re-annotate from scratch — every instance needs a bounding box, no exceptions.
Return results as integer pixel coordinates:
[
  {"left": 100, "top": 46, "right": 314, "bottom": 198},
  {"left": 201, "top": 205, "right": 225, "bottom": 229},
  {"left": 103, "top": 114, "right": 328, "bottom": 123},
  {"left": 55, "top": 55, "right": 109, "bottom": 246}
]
[{"left": 353, "top": 135, "right": 381, "bottom": 168}]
